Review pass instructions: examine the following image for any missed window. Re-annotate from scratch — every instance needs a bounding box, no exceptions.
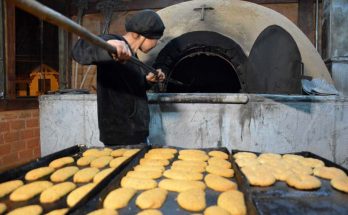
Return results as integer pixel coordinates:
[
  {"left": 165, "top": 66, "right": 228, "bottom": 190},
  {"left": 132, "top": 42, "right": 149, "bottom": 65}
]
[{"left": 15, "top": 8, "right": 59, "bottom": 97}]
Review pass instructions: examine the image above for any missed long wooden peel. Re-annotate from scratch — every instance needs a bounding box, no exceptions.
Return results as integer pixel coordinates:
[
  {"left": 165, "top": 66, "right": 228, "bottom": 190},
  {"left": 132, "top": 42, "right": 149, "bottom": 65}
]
[{"left": 11, "top": 0, "right": 184, "bottom": 86}]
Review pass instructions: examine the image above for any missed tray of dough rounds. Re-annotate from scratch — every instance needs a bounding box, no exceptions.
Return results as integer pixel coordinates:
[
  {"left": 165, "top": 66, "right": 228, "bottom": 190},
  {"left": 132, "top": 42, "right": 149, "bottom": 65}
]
[
  {"left": 0, "top": 144, "right": 146, "bottom": 215},
  {"left": 231, "top": 150, "right": 348, "bottom": 215},
  {"left": 69, "top": 146, "right": 256, "bottom": 215}
]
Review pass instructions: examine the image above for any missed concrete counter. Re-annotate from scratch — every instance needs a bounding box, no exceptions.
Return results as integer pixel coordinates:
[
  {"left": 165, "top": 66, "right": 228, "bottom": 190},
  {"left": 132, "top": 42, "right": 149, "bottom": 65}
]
[{"left": 39, "top": 93, "right": 348, "bottom": 168}]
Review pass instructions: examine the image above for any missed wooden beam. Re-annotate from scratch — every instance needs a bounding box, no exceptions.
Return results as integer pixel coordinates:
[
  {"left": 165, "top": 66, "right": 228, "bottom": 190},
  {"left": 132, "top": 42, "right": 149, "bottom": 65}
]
[
  {"left": 298, "top": 0, "right": 315, "bottom": 44},
  {"left": 4, "top": 0, "right": 16, "bottom": 99},
  {"left": 0, "top": 98, "right": 39, "bottom": 111},
  {"left": 69, "top": 0, "right": 300, "bottom": 16},
  {"left": 0, "top": 1, "right": 5, "bottom": 97}
]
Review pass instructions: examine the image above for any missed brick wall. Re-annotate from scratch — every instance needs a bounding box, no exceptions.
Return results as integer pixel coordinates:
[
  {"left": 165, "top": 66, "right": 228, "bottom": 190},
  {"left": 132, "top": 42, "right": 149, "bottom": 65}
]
[{"left": 0, "top": 109, "right": 40, "bottom": 172}]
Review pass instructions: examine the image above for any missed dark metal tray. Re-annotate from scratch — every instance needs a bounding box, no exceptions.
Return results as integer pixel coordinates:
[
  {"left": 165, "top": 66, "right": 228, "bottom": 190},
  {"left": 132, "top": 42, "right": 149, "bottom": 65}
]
[
  {"left": 70, "top": 146, "right": 250, "bottom": 215},
  {"left": 231, "top": 150, "right": 348, "bottom": 215},
  {"left": 0, "top": 144, "right": 146, "bottom": 214}
]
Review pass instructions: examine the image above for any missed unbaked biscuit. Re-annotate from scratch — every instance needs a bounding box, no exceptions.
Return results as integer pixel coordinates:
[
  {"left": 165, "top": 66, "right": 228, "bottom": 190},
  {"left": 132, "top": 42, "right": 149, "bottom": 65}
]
[
  {"left": 40, "top": 182, "right": 76, "bottom": 203},
  {"left": 73, "top": 167, "right": 100, "bottom": 183},
  {"left": 313, "top": 166, "right": 346, "bottom": 180},
  {"left": 233, "top": 152, "right": 257, "bottom": 159},
  {"left": 145, "top": 153, "right": 174, "bottom": 160},
  {"left": 123, "top": 149, "right": 141, "bottom": 157},
  {"left": 45, "top": 208, "right": 69, "bottom": 215},
  {"left": 208, "top": 151, "right": 229, "bottom": 160},
  {"left": 235, "top": 158, "right": 259, "bottom": 168},
  {"left": 93, "top": 168, "right": 115, "bottom": 184},
  {"left": 208, "top": 157, "right": 231, "bottom": 169},
  {"left": 121, "top": 177, "right": 157, "bottom": 190},
  {"left": 257, "top": 153, "right": 281, "bottom": 164},
  {"left": 66, "top": 183, "right": 95, "bottom": 207},
  {"left": 0, "top": 180, "right": 23, "bottom": 198},
  {"left": 172, "top": 160, "right": 207, "bottom": 168},
  {"left": 206, "top": 165, "right": 234, "bottom": 178},
  {"left": 83, "top": 148, "right": 111, "bottom": 157},
  {"left": 204, "top": 206, "right": 230, "bottom": 215},
  {"left": 10, "top": 181, "right": 53, "bottom": 201},
  {"left": 49, "top": 156, "right": 74, "bottom": 168},
  {"left": 331, "top": 176, "right": 348, "bottom": 193},
  {"left": 87, "top": 209, "right": 118, "bottom": 215},
  {"left": 111, "top": 148, "right": 127, "bottom": 157},
  {"left": 171, "top": 165, "right": 205, "bottom": 173},
  {"left": 103, "top": 187, "right": 136, "bottom": 209},
  {"left": 242, "top": 166, "right": 275, "bottom": 187},
  {"left": 177, "top": 188, "right": 206, "bottom": 212},
  {"left": 299, "top": 157, "right": 325, "bottom": 168},
  {"left": 282, "top": 154, "right": 304, "bottom": 161},
  {"left": 136, "top": 188, "right": 168, "bottom": 209},
  {"left": 291, "top": 164, "right": 313, "bottom": 175},
  {"left": 218, "top": 190, "right": 246, "bottom": 215},
  {"left": 77, "top": 156, "right": 97, "bottom": 166},
  {"left": 50, "top": 166, "right": 79, "bottom": 182},
  {"left": 90, "top": 156, "right": 113, "bottom": 168},
  {"left": 109, "top": 157, "right": 129, "bottom": 168},
  {"left": 204, "top": 174, "right": 237, "bottom": 192},
  {"left": 7, "top": 205, "right": 42, "bottom": 215},
  {"left": 0, "top": 203, "right": 6, "bottom": 214},
  {"left": 127, "top": 170, "right": 162, "bottom": 179},
  {"left": 149, "top": 148, "right": 177, "bottom": 154},
  {"left": 163, "top": 169, "right": 203, "bottom": 181},
  {"left": 137, "top": 209, "right": 163, "bottom": 215},
  {"left": 258, "top": 153, "right": 281, "bottom": 159},
  {"left": 140, "top": 158, "right": 169, "bottom": 166},
  {"left": 134, "top": 165, "right": 165, "bottom": 172},
  {"left": 286, "top": 173, "right": 321, "bottom": 190},
  {"left": 179, "top": 153, "right": 209, "bottom": 162},
  {"left": 262, "top": 163, "right": 292, "bottom": 181},
  {"left": 158, "top": 179, "right": 206, "bottom": 192},
  {"left": 179, "top": 149, "right": 207, "bottom": 156},
  {"left": 25, "top": 166, "right": 55, "bottom": 181}
]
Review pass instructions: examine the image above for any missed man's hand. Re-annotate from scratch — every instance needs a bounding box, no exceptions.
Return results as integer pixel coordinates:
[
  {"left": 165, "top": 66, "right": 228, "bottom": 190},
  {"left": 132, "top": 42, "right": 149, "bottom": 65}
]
[
  {"left": 146, "top": 69, "right": 166, "bottom": 83},
  {"left": 107, "top": 40, "right": 132, "bottom": 62}
]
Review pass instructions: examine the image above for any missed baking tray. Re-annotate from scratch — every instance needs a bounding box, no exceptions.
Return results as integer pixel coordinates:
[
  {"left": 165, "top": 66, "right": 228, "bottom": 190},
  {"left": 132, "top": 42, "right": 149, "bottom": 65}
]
[
  {"left": 70, "top": 146, "right": 251, "bottom": 215},
  {"left": 0, "top": 144, "right": 146, "bottom": 214},
  {"left": 231, "top": 150, "right": 348, "bottom": 215}
]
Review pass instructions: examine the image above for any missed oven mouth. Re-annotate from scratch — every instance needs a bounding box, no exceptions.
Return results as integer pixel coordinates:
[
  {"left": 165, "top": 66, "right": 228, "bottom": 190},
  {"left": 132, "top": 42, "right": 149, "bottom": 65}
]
[
  {"left": 153, "top": 31, "right": 248, "bottom": 93},
  {"left": 165, "top": 50, "right": 242, "bottom": 93}
]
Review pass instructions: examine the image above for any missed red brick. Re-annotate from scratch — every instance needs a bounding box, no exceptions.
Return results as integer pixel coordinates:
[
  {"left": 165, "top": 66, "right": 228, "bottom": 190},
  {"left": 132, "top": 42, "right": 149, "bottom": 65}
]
[
  {"left": 33, "top": 146, "right": 41, "bottom": 158},
  {"left": 18, "top": 111, "right": 31, "bottom": 118},
  {"left": 0, "top": 134, "right": 4, "bottom": 145},
  {"left": 26, "top": 119, "right": 39, "bottom": 128},
  {"left": 32, "top": 128, "right": 40, "bottom": 137},
  {"left": 0, "top": 112, "right": 18, "bottom": 120},
  {"left": 11, "top": 141, "right": 26, "bottom": 152},
  {"left": 10, "top": 120, "right": 25, "bottom": 130},
  {"left": 26, "top": 138, "right": 40, "bottom": 148},
  {"left": 31, "top": 110, "right": 39, "bottom": 118},
  {"left": 19, "top": 149, "right": 33, "bottom": 159},
  {"left": 0, "top": 144, "right": 11, "bottom": 156},
  {"left": 4, "top": 132, "right": 19, "bottom": 143},
  {"left": 0, "top": 122, "right": 10, "bottom": 133},
  {"left": 20, "top": 129, "right": 34, "bottom": 139},
  {"left": 2, "top": 152, "right": 19, "bottom": 163}
]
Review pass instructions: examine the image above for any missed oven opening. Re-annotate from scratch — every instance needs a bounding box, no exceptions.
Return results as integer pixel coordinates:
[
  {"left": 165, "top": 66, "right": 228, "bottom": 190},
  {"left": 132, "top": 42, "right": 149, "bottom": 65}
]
[{"left": 167, "top": 52, "right": 241, "bottom": 93}]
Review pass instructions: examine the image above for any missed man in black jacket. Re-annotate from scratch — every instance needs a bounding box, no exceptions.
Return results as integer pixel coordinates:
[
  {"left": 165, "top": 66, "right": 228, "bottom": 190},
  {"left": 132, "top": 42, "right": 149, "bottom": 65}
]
[{"left": 72, "top": 10, "right": 165, "bottom": 146}]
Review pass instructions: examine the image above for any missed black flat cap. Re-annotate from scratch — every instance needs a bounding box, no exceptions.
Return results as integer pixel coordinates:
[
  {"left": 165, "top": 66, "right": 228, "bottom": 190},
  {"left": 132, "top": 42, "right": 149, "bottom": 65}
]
[{"left": 125, "top": 10, "right": 165, "bottom": 39}]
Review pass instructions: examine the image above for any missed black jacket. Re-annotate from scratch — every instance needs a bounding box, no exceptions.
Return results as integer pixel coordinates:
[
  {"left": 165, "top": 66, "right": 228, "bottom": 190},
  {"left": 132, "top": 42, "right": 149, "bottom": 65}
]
[{"left": 72, "top": 34, "right": 150, "bottom": 145}]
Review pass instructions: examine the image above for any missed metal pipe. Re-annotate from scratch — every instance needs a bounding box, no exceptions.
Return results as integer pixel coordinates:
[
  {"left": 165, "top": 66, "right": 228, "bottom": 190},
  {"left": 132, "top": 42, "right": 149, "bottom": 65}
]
[{"left": 315, "top": 0, "right": 319, "bottom": 50}]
